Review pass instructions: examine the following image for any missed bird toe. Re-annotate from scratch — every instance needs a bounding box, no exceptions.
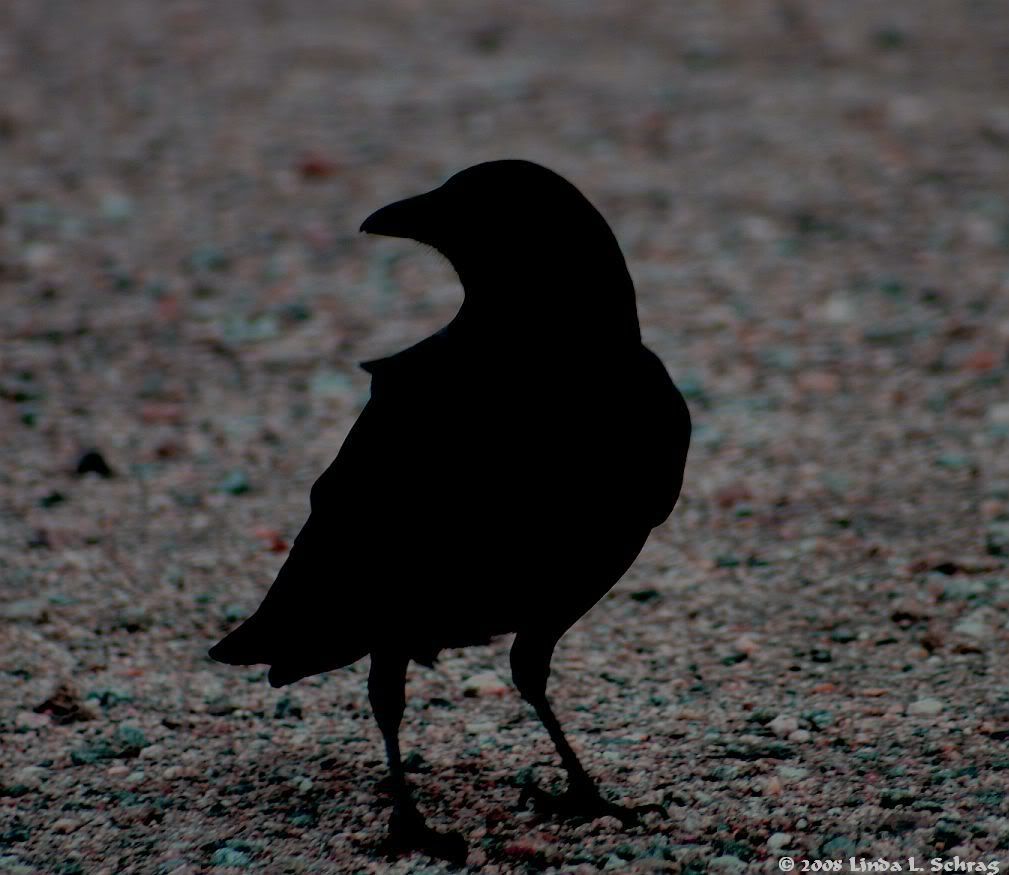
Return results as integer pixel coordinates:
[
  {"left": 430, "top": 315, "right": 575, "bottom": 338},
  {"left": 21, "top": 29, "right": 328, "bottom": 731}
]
[
  {"left": 383, "top": 805, "right": 468, "bottom": 866},
  {"left": 517, "top": 775, "right": 665, "bottom": 828}
]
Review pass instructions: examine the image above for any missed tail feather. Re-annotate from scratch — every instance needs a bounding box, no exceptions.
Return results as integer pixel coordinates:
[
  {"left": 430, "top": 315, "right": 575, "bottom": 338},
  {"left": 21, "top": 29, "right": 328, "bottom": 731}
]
[
  {"left": 208, "top": 613, "right": 272, "bottom": 666},
  {"left": 210, "top": 610, "right": 371, "bottom": 685}
]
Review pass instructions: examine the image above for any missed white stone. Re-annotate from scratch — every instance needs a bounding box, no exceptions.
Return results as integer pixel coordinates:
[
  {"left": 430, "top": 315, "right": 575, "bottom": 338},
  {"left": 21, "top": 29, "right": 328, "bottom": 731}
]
[
  {"left": 768, "top": 715, "right": 799, "bottom": 737},
  {"left": 8, "top": 766, "right": 46, "bottom": 788},
  {"left": 954, "top": 611, "right": 990, "bottom": 639},
  {"left": 768, "top": 832, "right": 792, "bottom": 852},
  {"left": 908, "top": 698, "right": 943, "bottom": 716},
  {"left": 1, "top": 598, "right": 49, "bottom": 621},
  {"left": 462, "top": 671, "right": 509, "bottom": 697},
  {"left": 14, "top": 711, "right": 49, "bottom": 729},
  {"left": 824, "top": 294, "right": 855, "bottom": 323},
  {"left": 709, "top": 855, "right": 747, "bottom": 875},
  {"left": 989, "top": 403, "right": 1009, "bottom": 425}
]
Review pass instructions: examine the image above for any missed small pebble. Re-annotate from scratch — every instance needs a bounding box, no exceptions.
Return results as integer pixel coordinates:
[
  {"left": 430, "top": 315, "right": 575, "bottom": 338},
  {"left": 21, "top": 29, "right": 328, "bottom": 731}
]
[
  {"left": 52, "top": 818, "right": 81, "bottom": 834},
  {"left": 908, "top": 698, "right": 944, "bottom": 716},
  {"left": 768, "top": 832, "right": 792, "bottom": 851},
  {"left": 2, "top": 598, "right": 50, "bottom": 622},
  {"left": 7, "top": 765, "right": 46, "bottom": 789},
  {"left": 15, "top": 711, "right": 50, "bottom": 729},
  {"left": 769, "top": 714, "right": 799, "bottom": 737},
  {"left": 210, "top": 848, "right": 251, "bottom": 867},
  {"left": 953, "top": 611, "right": 990, "bottom": 639},
  {"left": 709, "top": 855, "right": 747, "bottom": 875},
  {"left": 463, "top": 670, "right": 509, "bottom": 697}
]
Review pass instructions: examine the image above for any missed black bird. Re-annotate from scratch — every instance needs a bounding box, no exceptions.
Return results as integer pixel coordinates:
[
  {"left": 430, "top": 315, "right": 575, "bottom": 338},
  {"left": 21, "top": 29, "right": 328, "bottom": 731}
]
[{"left": 210, "top": 160, "right": 691, "bottom": 862}]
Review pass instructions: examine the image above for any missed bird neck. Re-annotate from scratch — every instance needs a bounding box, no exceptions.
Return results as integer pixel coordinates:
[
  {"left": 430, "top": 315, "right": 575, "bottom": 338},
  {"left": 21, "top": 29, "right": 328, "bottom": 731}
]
[
  {"left": 451, "top": 293, "right": 640, "bottom": 358},
  {"left": 450, "top": 263, "right": 642, "bottom": 358}
]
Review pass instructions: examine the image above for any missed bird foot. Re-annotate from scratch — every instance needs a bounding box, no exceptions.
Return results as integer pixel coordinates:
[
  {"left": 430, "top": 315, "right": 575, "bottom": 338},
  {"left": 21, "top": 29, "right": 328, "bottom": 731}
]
[
  {"left": 382, "top": 803, "right": 468, "bottom": 866},
  {"left": 518, "top": 777, "right": 666, "bottom": 827}
]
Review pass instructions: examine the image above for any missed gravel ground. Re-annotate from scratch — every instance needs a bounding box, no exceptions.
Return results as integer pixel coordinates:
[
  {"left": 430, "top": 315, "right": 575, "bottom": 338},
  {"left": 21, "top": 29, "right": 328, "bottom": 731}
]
[{"left": 3, "top": 1, "right": 1009, "bottom": 872}]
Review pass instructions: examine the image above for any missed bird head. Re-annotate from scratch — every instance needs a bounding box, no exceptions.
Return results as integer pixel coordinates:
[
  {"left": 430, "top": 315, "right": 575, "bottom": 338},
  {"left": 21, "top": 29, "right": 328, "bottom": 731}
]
[{"left": 360, "top": 160, "right": 640, "bottom": 344}]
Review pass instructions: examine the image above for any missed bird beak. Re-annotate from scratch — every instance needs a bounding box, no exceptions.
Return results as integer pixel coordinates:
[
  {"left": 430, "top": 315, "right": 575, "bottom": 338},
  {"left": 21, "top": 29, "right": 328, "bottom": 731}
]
[{"left": 359, "top": 189, "right": 441, "bottom": 242}]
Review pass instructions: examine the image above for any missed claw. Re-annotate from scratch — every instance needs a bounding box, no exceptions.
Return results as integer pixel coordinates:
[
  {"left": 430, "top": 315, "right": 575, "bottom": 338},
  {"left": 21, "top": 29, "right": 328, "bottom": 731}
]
[
  {"left": 382, "top": 803, "right": 468, "bottom": 866},
  {"left": 517, "top": 776, "right": 666, "bottom": 827}
]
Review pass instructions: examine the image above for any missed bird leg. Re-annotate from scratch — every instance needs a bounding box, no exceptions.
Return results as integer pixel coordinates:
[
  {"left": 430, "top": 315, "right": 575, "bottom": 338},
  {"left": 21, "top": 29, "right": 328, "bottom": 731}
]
[
  {"left": 510, "top": 633, "right": 666, "bottom": 826},
  {"left": 368, "top": 650, "right": 467, "bottom": 864}
]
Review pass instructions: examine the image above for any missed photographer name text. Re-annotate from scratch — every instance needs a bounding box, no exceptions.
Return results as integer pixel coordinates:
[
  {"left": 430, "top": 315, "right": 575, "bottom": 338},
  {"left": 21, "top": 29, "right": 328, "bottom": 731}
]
[{"left": 777, "top": 857, "right": 999, "bottom": 874}]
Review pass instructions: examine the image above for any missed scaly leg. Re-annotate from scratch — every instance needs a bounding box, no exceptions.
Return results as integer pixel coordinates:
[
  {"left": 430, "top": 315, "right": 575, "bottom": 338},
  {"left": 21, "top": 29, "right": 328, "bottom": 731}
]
[
  {"left": 369, "top": 650, "right": 467, "bottom": 864},
  {"left": 510, "top": 632, "right": 666, "bottom": 826}
]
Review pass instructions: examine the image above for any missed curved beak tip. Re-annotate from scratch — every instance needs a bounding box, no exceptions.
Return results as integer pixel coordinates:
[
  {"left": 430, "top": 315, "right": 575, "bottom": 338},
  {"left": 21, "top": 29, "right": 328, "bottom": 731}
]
[
  {"left": 359, "top": 211, "right": 384, "bottom": 235},
  {"left": 358, "top": 189, "right": 439, "bottom": 240}
]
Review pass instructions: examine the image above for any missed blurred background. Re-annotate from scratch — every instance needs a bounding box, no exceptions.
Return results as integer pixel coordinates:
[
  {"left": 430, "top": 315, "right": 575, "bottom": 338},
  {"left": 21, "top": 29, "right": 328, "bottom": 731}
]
[{"left": 3, "top": 1, "right": 1009, "bottom": 871}]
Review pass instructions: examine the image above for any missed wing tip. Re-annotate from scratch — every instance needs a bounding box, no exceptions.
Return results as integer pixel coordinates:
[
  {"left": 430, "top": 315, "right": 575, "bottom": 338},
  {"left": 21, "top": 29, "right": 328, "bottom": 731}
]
[{"left": 208, "top": 620, "right": 269, "bottom": 667}]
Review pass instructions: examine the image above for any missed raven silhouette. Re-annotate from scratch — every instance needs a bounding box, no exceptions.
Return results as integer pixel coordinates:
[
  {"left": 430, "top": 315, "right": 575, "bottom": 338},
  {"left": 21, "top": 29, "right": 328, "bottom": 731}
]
[{"left": 210, "top": 160, "right": 691, "bottom": 863}]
